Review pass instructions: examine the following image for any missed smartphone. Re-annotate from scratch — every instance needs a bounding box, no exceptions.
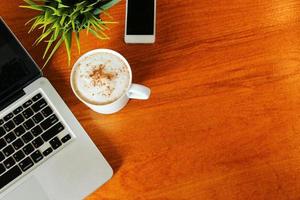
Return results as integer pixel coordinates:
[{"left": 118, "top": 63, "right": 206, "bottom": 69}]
[{"left": 125, "top": 0, "right": 156, "bottom": 43}]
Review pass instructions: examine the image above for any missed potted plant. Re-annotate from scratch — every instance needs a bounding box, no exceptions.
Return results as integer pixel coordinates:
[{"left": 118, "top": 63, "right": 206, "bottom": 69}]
[{"left": 20, "top": 0, "right": 120, "bottom": 67}]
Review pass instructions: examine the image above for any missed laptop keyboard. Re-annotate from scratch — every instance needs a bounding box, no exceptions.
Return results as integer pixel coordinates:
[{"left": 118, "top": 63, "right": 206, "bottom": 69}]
[{"left": 0, "top": 93, "right": 72, "bottom": 190}]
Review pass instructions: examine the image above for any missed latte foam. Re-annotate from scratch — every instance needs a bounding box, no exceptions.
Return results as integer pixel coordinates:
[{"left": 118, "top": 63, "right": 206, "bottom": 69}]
[{"left": 72, "top": 52, "right": 130, "bottom": 105}]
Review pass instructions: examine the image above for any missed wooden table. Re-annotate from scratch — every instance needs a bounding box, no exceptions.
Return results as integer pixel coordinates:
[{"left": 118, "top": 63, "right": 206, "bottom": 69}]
[{"left": 2, "top": 0, "right": 300, "bottom": 199}]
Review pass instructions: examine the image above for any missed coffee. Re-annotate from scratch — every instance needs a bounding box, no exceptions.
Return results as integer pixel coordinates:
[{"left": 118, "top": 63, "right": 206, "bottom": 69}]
[{"left": 72, "top": 52, "right": 131, "bottom": 105}]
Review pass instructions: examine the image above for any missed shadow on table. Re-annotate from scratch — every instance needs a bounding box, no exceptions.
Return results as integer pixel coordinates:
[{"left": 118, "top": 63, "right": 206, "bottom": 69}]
[{"left": 94, "top": 132, "right": 123, "bottom": 173}]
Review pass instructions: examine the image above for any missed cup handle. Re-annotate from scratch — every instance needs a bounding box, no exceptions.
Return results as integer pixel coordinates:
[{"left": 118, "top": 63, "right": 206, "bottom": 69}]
[{"left": 127, "top": 83, "right": 151, "bottom": 100}]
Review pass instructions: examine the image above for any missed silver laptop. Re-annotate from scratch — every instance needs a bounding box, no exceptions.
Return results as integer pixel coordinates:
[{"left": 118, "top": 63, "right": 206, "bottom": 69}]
[{"left": 0, "top": 18, "right": 113, "bottom": 200}]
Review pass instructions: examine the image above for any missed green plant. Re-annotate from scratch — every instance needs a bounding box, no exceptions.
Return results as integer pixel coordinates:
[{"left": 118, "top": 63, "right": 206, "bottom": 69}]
[{"left": 20, "top": 0, "right": 120, "bottom": 67}]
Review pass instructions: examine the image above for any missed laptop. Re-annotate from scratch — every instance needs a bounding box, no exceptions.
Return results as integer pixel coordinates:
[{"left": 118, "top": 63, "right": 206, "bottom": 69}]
[{"left": 0, "top": 18, "right": 113, "bottom": 200}]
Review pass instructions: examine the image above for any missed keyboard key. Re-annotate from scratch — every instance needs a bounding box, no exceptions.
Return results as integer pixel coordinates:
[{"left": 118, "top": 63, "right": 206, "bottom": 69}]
[
  {"left": 49, "top": 137, "right": 62, "bottom": 150},
  {"left": 31, "top": 150, "right": 43, "bottom": 163},
  {"left": 61, "top": 134, "right": 71, "bottom": 143},
  {"left": 0, "top": 151, "right": 5, "bottom": 162},
  {"left": 12, "top": 139, "right": 24, "bottom": 150},
  {"left": 13, "top": 150, "right": 25, "bottom": 162},
  {"left": 0, "top": 127, "right": 5, "bottom": 137},
  {"left": 32, "top": 93, "right": 42, "bottom": 102},
  {"left": 32, "top": 99, "right": 47, "bottom": 112},
  {"left": 0, "top": 165, "right": 22, "bottom": 189},
  {"left": 32, "top": 113, "right": 44, "bottom": 124},
  {"left": 0, "top": 163, "right": 5, "bottom": 174},
  {"left": 3, "top": 121, "right": 15, "bottom": 132},
  {"left": 3, "top": 157, "right": 15, "bottom": 169},
  {"left": 4, "top": 132, "right": 16, "bottom": 143},
  {"left": 42, "top": 147, "right": 53, "bottom": 157},
  {"left": 13, "top": 114, "right": 25, "bottom": 125},
  {"left": 22, "top": 144, "right": 34, "bottom": 155},
  {"left": 41, "top": 122, "right": 64, "bottom": 142},
  {"left": 23, "top": 100, "right": 33, "bottom": 108},
  {"left": 0, "top": 119, "right": 4, "bottom": 125},
  {"left": 22, "top": 132, "right": 34, "bottom": 143},
  {"left": 31, "top": 125, "right": 42, "bottom": 136},
  {"left": 32, "top": 137, "right": 44, "bottom": 148},
  {"left": 0, "top": 138, "right": 6, "bottom": 149},
  {"left": 41, "top": 106, "right": 53, "bottom": 117},
  {"left": 23, "top": 119, "right": 35, "bottom": 130},
  {"left": 22, "top": 108, "right": 34, "bottom": 119},
  {"left": 3, "top": 113, "right": 13, "bottom": 121},
  {"left": 13, "top": 106, "right": 23, "bottom": 115},
  {"left": 19, "top": 157, "right": 33, "bottom": 172},
  {"left": 14, "top": 125, "right": 26, "bottom": 136},
  {"left": 41, "top": 114, "right": 58, "bottom": 130},
  {"left": 3, "top": 145, "right": 14, "bottom": 157}
]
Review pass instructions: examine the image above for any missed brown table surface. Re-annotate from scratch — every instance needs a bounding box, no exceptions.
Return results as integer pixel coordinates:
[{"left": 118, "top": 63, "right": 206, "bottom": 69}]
[{"left": 2, "top": 0, "right": 300, "bottom": 199}]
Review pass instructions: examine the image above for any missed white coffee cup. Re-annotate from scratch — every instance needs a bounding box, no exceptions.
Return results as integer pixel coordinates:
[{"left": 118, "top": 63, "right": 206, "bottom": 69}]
[{"left": 70, "top": 49, "right": 151, "bottom": 114}]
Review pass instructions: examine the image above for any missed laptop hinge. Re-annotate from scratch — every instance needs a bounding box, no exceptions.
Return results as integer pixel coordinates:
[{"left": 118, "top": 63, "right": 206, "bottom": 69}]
[{"left": 0, "top": 89, "right": 25, "bottom": 112}]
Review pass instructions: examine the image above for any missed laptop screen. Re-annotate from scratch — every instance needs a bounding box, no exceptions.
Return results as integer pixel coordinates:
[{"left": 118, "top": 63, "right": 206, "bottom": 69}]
[{"left": 0, "top": 18, "right": 41, "bottom": 102}]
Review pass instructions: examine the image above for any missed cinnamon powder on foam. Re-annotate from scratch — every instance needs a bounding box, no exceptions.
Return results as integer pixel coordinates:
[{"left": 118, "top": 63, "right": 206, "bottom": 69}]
[{"left": 89, "top": 64, "right": 116, "bottom": 95}]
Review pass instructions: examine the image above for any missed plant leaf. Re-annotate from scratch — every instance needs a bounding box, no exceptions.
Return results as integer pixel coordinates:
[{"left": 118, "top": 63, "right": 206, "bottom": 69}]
[
  {"left": 60, "top": 14, "right": 67, "bottom": 26},
  {"left": 25, "top": 16, "right": 38, "bottom": 26},
  {"left": 43, "top": 35, "right": 54, "bottom": 59},
  {"left": 23, "top": 0, "right": 37, "bottom": 5},
  {"left": 28, "top": 15, "right": 43, "bottom": 33},
  {"left": 63, "top": 30, "right": 72, "bottom": 65},
  {"left": 99, "top": 9, "right": 113, "bottom": 19},
  {"left": 50, "top": 22, "right": 62, "bottom": 42},
  {"left": 71, "top": 18, "right": 75, "bottom": 31},
  {"left": 88, "top": 0, "right": 101, "bottom": 8},
  {"left": 90, "top": 18, "right": 104, "bottom": 31},
  {"left": 43, "top": 37, "right": 63, "bottom": 67},
  {"left": 81, "top": 6, "right": 93, "bottom": 14},
  {"left": 88, "top": 28, "right": 109, "bottom": 40},
  {"left": 41, "top": 5, "right": 62, "bottom": 16},
  {"left": 19, "top": 5, "right": 45, "bottom": 11},
  {"left": 75, "top": 32, "right": 80, "bottom": 53},
  {"left": 86, "top": 21, "right": 91, "bottom": 35},
  {"left": 93, "top": 8, "right": 101, "bottom": 15},
  {"left": 34, "top": 28, "right": 53, "bottom": 45},
  {"left": 22, "top": 0, "right": 119, "bottom": 67},
  {"left": 58, "top": 3, "right": 69, "bottom": 8},
  {"left": 100, "top": 0, "right": 120, "bottom": 10}
]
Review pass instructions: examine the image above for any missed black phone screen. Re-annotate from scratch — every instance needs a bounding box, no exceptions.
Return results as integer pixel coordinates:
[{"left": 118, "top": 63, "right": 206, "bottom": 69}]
[{"left": 126, "top": 0, "right": 155, "bottom": 35}]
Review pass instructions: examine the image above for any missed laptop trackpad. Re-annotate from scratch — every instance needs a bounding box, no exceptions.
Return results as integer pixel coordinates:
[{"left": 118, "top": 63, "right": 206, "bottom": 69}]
[{"left": 2, "top": 177, "right": 50, "bottom": 200}]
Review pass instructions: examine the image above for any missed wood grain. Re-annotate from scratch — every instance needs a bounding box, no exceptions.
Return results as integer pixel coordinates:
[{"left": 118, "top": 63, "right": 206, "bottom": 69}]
[{"left": 2, "top": 0, "right": 300, "bottom": 199}]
